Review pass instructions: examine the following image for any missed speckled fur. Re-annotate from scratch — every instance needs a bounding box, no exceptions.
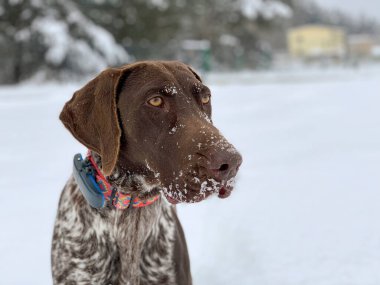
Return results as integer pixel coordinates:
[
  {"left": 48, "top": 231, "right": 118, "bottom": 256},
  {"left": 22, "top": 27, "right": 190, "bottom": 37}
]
[
  {"left": 51, "top": 174, "right": 180, "bottom": 285},
  {"left": 52, "top": 61, "right": 242, "bottom": 285}
]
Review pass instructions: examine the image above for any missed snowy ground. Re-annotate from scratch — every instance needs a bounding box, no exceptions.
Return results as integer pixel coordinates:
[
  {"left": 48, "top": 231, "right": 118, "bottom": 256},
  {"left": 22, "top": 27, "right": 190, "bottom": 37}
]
[{"left": 1, "top": 67, "right": 380, "bottom": 285}]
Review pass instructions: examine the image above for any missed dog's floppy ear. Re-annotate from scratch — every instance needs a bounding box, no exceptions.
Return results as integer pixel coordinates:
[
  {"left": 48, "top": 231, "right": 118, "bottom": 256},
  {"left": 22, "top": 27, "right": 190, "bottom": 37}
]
[{"left": 60, "top": 67, "right": 129, "bottom": 176}]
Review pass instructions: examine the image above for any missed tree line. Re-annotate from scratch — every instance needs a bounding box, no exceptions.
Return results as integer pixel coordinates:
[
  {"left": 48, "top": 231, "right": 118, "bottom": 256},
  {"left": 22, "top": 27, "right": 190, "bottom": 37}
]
[{"left": 0, "top": 0, "right": 378, "bottom": 84}]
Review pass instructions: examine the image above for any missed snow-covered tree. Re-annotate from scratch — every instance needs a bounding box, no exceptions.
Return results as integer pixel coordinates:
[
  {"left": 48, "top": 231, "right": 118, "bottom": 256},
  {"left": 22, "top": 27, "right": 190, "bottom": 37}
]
[
  {"left": 0, "top": 0, "right": 297, "bottom": 82},
  {"left": 0, "top": 0, "right": 129, "bottom": 83},
  {"left": 77, "top": 0, "right": 292, "bottom": 70},
  {"left": 240, "top": 0, "right": 291, "bottom": 20}
]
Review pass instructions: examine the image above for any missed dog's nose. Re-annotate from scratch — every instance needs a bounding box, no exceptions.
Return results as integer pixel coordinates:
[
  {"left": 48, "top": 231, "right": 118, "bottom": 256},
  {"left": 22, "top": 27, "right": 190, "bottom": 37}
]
[{"left": 208, "top": 150, "right": 242, "bottom": 181}]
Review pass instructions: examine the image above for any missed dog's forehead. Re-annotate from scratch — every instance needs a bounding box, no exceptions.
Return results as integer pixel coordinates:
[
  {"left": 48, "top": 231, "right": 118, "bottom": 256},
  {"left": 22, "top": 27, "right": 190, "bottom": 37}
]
[
  {"left": 136, "top": 62, "right": 197, "bottom": 82},
  {"left": 127, "top": 61, "right": 204, "bottom": 95}
]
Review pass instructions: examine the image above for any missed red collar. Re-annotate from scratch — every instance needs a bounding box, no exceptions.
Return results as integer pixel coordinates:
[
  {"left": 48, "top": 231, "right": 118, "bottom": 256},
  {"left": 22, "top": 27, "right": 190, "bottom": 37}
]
[{"left": 87, "top": 152, "right": 160, "bottom": 209}]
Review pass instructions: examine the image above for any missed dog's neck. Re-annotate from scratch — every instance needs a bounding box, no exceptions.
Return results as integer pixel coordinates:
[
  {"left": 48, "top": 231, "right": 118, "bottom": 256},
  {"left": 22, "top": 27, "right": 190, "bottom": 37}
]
[
  {"left": 90, "top": 151, "right": 162, "bottom": 199},
  {"left": 89, "top": 152, "right": 174, "bottom": 283}
]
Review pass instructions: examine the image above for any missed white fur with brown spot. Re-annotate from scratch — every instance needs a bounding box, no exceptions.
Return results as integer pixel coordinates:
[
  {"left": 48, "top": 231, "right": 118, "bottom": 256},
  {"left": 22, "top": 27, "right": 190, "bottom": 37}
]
[{"left": 51, "top": 174, "right": 183, "bottom": 285}]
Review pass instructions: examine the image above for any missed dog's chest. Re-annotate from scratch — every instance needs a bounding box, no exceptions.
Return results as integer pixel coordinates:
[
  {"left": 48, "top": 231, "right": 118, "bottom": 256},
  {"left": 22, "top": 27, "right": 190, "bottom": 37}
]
[
  {"left": 52, "top": 178, "right": 177, "bottom": 284},
  {"left": 106, "top": 201, "right": 177, "bottom": 285},
  {"left": 139, "top": 204, "right": 176, "bottom": 285}
]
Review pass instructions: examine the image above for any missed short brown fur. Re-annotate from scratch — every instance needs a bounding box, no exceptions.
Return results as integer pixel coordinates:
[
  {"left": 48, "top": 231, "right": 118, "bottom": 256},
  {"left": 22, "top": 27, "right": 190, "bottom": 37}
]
[{"left": 53, "top": 61, "right": 242, "bottom": 285}]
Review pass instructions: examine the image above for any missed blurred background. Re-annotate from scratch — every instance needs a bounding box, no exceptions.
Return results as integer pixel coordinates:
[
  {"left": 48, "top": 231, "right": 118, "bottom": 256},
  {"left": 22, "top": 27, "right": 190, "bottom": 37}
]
[
  {"left": 1, "top": 0, "right": 380, "bottom": 284},
  {"left": 1, "top": 0, "right": 380, "bottom": 82}
]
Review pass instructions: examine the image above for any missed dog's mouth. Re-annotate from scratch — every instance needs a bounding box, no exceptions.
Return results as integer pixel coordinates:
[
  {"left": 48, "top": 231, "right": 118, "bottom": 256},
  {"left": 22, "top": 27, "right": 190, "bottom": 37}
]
[
  {"left": 162, "top": 175, "right": 236, "bottom": 204},
  {"left": 163, "top": 186, "right": 232, "bottom": 204}
]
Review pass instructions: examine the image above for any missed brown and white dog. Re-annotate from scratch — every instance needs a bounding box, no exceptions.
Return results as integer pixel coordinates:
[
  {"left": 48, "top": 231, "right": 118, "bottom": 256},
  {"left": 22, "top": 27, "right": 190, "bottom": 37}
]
[{"left": 52, "top": 61, "right": 242, "bottom": 285}]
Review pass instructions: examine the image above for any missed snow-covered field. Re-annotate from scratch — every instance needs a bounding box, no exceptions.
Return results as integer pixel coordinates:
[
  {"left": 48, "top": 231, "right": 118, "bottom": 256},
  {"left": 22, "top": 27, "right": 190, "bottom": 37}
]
[{"left": 1, "top": 67, "right": 380, "bottom": 285}]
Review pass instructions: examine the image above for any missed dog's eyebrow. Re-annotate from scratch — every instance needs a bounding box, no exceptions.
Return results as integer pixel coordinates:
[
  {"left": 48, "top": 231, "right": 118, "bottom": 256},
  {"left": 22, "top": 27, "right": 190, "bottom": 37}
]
[
  {"left": 192, "top": 83, "right": 210, "bottom": 95},
  {"left": 159, "top": 84, "right": 179, "bottom": 96}
]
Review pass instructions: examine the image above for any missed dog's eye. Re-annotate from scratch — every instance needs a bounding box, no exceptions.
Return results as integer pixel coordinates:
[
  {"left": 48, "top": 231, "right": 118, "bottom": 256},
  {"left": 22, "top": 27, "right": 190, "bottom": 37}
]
[
  {"left": 148, "top": 96, "right": 163, "bottom": 107},
  {"left": 201, "top": 94, "right": 210, "bottom": 104}
]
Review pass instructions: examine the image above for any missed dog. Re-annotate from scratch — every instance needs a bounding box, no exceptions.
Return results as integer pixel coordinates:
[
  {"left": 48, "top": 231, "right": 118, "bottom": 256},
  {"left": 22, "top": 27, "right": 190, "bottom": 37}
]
[{"left": 52, "top": 61, "right": 242, "bottom": 285}]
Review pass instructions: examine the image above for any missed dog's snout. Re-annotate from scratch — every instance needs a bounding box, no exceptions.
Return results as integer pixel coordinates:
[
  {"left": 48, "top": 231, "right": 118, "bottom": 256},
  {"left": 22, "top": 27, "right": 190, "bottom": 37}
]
[{"left": 208, "top": 150, "right": 242, "bottom": 181}]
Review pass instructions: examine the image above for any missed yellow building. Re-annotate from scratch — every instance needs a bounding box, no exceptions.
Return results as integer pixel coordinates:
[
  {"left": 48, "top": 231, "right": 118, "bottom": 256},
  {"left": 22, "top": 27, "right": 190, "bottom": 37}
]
[{"left": 287, "top": 25, "right": 346, "bottom": 59}]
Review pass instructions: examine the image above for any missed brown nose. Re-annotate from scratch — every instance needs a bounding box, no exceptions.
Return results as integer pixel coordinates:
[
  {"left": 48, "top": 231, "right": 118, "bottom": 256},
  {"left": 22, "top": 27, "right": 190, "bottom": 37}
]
[{"left": 207, "top": 150, "right": 242, "bottom": 181}]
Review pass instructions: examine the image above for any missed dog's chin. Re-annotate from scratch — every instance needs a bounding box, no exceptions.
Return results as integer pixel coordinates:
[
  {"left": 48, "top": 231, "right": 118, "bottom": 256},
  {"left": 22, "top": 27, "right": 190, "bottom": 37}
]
[
  {"left": 159, "top": 170, "right": 237, "bottom": 204},
  {"left": 163, "top": 185, "right": 234, "bottom": 204}
]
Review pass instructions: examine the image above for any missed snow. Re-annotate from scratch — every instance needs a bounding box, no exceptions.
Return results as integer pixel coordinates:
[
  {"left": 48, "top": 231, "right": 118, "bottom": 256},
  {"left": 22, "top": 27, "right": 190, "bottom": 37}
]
[
  {"left": 33, "top": 17, "right": 70, "bottom": 65},
  {"left": 182, "top": 39, "right": 211, "bottom": 51},
  {"left": 62, "top": 1, "right": 128, "bottom": 68},
  {"left": 241, "top": 0, "right": 292, "bottom": 20},
  {"left": 21, "top": 0, "right": 129, "bottom": 76},
  {"left": 149, "top": 0, "right": 169, "bottom": 10},
  {"left": 1, "top": 66, "right": 380, "bottom": 284},
  {"left": 219, "top": 34, "right": 240, "bottom": 46},
  {"left": 163, "top": 83, "right": 178, "bottom": 95}
]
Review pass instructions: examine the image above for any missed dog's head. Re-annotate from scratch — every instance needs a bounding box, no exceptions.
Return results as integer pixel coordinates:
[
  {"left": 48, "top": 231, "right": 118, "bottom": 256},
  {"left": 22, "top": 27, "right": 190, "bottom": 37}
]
[{"left": 60, "top": 61, "right": 242, "bottom": 204}]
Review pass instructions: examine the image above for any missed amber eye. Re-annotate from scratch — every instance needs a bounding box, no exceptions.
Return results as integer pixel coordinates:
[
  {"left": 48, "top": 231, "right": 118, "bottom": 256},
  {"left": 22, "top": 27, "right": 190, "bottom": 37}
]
[
  {"left": 148, "top": 96, "right": 163, "bottom": 107},
  {"left": 201, "top": 94, "right": 210, "bottom": 104}
]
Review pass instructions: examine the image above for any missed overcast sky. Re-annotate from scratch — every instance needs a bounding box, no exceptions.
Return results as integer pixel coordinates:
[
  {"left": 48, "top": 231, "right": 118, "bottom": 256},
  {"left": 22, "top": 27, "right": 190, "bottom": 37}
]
[{"left": 314, "top": 0, "right": 380, "bottom": 21}]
